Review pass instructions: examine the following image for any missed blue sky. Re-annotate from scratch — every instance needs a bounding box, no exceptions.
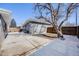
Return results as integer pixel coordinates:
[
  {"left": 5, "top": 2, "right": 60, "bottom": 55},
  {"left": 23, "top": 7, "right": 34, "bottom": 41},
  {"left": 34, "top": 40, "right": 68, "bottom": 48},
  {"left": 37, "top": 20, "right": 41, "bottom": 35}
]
[
  {"left": 0, "top": 3, "right": 79, "bottom": 26},
  {"left": 0, "top": 3, "right": 35, "bottom": 26}
]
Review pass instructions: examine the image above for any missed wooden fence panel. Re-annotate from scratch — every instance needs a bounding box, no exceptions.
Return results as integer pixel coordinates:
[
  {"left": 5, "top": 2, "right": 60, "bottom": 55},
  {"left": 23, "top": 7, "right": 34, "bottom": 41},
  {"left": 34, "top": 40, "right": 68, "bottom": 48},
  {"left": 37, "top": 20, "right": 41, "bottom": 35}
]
[{"left": 47, "top": 26, "right": 79, "bottom": 35}]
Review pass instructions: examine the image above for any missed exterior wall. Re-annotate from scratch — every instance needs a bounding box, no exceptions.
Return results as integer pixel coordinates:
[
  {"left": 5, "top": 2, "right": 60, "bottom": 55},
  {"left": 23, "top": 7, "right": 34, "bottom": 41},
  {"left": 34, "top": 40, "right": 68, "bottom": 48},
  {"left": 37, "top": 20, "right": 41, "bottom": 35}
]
[
  {"left": 24, "top": 23, "right": 49, "bottom": 35},
  {"left": 0, "top": 19, "right": 5, "bottom": 48},
  {"left": 0, "top": 9, "right": 11, "bottom": 49},
  {"left": 28, "top": 23, "right": 49, "bottom": 34},
  {"left": 0, "top": 10, "right": 11, "bottom": 30},
  {"left": 0, "top": 9, "right": 11, "bottom": 33}
]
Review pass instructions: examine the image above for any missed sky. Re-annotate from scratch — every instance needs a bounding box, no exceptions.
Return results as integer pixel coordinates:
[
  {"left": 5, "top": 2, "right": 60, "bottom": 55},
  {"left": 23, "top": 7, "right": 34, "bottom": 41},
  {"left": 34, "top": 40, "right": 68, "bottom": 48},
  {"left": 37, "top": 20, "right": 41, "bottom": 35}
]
[
  {"left": 0, "top": 3, "right": 35, "bottom": 26},
  {"left": 0, "top": 3, "right": 79, "bottom": 26}
]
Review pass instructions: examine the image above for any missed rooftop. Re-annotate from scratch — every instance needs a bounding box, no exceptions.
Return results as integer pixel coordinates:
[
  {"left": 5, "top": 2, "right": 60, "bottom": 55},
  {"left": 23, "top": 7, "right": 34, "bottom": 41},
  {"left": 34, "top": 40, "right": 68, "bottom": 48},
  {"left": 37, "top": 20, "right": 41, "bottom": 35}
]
[
  {"left": 22, "top": 18, "right": 51, "bottom": 26},
  {"left": 0, "top": 8, "right": 12, "bottom": 14}
]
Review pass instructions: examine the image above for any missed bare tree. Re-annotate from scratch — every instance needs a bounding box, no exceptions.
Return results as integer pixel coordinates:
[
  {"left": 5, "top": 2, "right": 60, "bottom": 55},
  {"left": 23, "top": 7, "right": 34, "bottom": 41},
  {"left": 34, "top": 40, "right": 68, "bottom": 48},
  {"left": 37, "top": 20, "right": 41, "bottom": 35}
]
[{"left": 34, "top": 3, "right": 79, "bottom": 40}]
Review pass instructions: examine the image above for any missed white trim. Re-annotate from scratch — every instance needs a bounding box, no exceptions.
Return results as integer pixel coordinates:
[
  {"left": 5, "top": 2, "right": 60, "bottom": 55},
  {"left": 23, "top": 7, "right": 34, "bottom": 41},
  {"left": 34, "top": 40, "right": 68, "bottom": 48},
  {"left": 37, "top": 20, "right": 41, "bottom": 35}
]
[{"left": 0, "top": 8, "right": 12, "bottom": 14}]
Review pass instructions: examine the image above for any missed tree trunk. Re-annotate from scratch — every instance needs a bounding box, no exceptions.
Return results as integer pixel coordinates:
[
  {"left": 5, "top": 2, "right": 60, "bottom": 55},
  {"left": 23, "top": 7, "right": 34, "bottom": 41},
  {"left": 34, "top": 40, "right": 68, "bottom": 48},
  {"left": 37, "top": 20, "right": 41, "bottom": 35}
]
[
  {"left": 53, "top": 24, "right": 65, "bottom": 40},
  {"left": 57, "top": 28, "right": 63, "bottom": 37}
]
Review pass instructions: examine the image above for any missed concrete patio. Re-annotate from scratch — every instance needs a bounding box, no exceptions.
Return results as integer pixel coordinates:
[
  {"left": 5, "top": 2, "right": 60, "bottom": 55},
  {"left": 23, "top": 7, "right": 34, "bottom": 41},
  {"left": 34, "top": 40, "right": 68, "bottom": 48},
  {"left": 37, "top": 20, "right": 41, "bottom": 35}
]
[
  {"left": 0, "top": 32, "right": 51, "bottom": 56},
  {"left": 0, "top": 32, "right": 79, "bottom": 56}
]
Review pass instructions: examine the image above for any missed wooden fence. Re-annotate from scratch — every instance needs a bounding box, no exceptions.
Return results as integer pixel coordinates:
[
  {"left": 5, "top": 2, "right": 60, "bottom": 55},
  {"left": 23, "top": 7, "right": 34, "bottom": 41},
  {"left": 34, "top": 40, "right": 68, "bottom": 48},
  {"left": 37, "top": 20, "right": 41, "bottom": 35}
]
[
  {"left": 8, "top": 27, "right": 20, "bottom": 32},
  {"left": 47, "top": 26, "right": 79, "bottom": 35}
]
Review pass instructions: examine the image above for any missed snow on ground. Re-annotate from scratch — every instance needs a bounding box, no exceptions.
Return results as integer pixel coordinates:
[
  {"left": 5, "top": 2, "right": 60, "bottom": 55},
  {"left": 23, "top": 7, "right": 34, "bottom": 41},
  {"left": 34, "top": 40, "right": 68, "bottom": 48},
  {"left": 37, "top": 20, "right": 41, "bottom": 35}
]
[
  {"left": 0, "top": 32, "right": 51, "bottom": 56},
  {"left": 30, "top": 35, "right": 79, "bottom": 56}
]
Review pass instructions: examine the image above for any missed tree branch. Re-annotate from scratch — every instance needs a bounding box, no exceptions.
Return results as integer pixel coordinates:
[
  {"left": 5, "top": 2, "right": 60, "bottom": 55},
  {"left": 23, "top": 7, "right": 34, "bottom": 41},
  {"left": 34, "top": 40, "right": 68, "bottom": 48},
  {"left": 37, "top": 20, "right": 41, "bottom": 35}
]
[
  {"left": 35, "top": 15, "right": 52, "bottom": 24},
  {"left": 59, "top": 3, "right": 79, "bottom": 29}
]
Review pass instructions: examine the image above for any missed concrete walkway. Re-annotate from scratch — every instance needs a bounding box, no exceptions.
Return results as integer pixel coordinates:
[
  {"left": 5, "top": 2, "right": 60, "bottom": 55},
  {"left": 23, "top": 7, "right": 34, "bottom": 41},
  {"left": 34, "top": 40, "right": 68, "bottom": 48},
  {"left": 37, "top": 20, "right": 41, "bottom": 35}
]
[
  {"left": 0, "top": 32, "right": 51, "bottom": 56},
  {"left": 30, "top": 35, "right": 79, "bottom": 56}
]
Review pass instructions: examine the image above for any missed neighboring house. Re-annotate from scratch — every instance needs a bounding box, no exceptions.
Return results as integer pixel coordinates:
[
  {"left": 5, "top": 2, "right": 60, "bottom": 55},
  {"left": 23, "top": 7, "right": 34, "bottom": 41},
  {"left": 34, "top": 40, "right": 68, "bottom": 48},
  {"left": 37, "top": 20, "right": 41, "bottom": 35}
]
[
  {"left": 0, "top": 9, "right": 11, "bottom": 48},
  {"left": 22, "top": 18, "right": 51, "bottom": 35}
]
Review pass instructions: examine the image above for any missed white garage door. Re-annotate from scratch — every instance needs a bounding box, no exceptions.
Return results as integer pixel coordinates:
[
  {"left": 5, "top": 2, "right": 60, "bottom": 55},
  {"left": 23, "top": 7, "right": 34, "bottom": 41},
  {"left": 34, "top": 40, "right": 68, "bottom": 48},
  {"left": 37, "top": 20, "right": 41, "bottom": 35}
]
[{"left": 35, "top": 25, "right": 42, "bottom": 34}]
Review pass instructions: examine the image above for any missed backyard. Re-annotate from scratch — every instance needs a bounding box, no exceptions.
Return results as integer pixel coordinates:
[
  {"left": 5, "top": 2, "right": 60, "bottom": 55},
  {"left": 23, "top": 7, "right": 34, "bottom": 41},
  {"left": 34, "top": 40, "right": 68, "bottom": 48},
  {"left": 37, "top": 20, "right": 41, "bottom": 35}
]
[
  {"left": 0, "top": 3, "right": 79, "bottom": 56},
  {"left": 0, "top": 32, "right": 79, "bottom": 56}
]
